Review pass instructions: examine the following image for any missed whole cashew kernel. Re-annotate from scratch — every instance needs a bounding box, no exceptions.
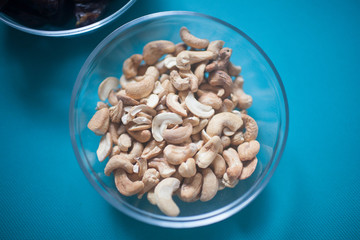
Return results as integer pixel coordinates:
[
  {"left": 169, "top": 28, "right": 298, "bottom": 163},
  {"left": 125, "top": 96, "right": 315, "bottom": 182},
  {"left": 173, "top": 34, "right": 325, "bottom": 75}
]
[
  {"left": 239, "top": 157, "right": 258, "bottom": 180},
  {"left": 123, "top": 54, "right": 143, "bottom": 79},
  {"left": 166, "top": 93, "right": 187, "bottom": 117},
  {"left": 223, "top": 148, "right": 243, "bottom": 182},
  {"left": 197, "top": 90, "right": 222, "bottom": 110},
  {"left": 176, "top": 50, "right": 214, "bottom": 71},
  {"left": 98, "top": 77, "right": 119, "bottom": 101},
  {"left": 207, "top": 40, "right": 225, "bottom": 58},
  {"left": 143, "top": 40, "right": 176, "bottom": 65},
  {"left": 233, "top": 76, "right": 252, "bottom": 109},
  {"left": 178, "top": 158, "right": 197, "bottom": 178},
  {"left": 115, "top": 169, "right": 144, "bottom": 196},
  {"left": 154, "top": 178, "right": 180, "bottom": 217},
  {"left": 179, "top": 173, "right": 202, "bottom": 202},
  {"left": 162, "top": 123, "right": 193, "bottom": 144},
  {"left": 195, "top": 136, "right": 222, "bottom": 168},
  {"left": 138, "top": 168, "right": 160, "bottom": 199},
  {"left": 163, "top": 143, "right": 198, "bottom": 165},
  {"left": 200, "top": 168, "right": 218, "bottom": 202},
  {"left": 237, "top": 140, "right": 260, "bottom": 161},
  {"left": 206, "top": 112, "right": 243, "bottom": 137},
  {"left": 141, "top": 140, "right": 165, "bottom": 160},
  {"left": 185, "top": 92, "right": 215, "bottom": 118},
  {"left": 151, "top": 112, "right": 183, "bottom": 142},
  {"left": 180, "top": 27, "right": 209, "bottom": 49},
  {"left": 211, "top": 154, "right": 226, "bottom": 179},
  {"left": 208, "top": 70, "right": 233, "bottom": 98},
  {"left": 125, "top": 66, "right": 159, "bottom": 100},
  {"left": 242, "top": 114, "right": 258, "bottom": 142}
]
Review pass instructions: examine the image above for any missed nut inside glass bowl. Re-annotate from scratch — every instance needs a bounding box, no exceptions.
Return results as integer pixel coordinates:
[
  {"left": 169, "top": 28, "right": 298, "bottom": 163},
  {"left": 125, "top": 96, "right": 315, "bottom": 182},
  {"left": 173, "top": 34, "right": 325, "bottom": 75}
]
[
  {"left": 70, "top": 11, "right": 289, "bottom": 228},
  {"left": 0, "top": 0, "right": 136, "bottom": 37}
]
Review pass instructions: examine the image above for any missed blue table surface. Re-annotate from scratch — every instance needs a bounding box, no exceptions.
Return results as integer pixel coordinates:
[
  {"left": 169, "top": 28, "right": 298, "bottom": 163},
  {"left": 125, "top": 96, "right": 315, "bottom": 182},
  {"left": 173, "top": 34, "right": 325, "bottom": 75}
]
[{"left": 1, "top": 0, "right": 359, "bottom": 239}]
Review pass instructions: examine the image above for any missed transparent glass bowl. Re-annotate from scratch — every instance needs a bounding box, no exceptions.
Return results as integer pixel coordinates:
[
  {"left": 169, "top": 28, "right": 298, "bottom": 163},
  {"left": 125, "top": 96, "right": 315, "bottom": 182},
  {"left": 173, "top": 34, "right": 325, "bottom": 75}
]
[
  {"left": 0, "top": 0, "right": 136, "bottom": 37},
  {"left": 70, "top": 11, "right": 289, "bottom": 228}
]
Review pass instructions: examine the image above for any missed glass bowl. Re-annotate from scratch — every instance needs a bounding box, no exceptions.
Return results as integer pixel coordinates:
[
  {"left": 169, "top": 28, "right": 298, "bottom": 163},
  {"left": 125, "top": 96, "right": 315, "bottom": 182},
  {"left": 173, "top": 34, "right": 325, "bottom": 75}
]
[
  {"left": 0, "top": 0, "right": 136, "bottom": 37},
  {"left": 70, "top": 11, "right": 289, "bottom": 228}
]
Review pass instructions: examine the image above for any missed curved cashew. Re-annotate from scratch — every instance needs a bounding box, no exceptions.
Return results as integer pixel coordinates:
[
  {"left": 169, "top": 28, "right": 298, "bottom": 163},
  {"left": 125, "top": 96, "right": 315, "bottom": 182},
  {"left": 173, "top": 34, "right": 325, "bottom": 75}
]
[
  {"left": 170, "top": 70, "right": 190, "bottom": 91},
  {"left": 206, "top": 112, "right": 243, "bottom": 137},
  {"left": 192, "top": 119, "right": 208, "bottom": 135},
  {"left": 129, "top": 104, "right": 156, "bottom": 117},
  {"left": 227, "top": 62, "right": 242, "bottom": 76},
  {"left": 183, "top": 116, "right": 200, "bottom": 126},
  {"left": 109, "top": 100, "right": 123, "bottom": 123},
  {"left": 132, "top": 116, "right": 152, "bottom": 125},
  {"left": 98, "top": 77, "right": 119, "bottom": 101},
  {"left": 205, "top": 47, "right": 232, "bottom": 72},
  {"left": 240, "top": 157, "right": 258, "bottom": 180},
  {"left": 176, "top": 51, "right": 214, "bottom": 71},
  {"left": 115, "top": 169, "right": 144, "bottom": 196},
  {"left": 223, "top": 148, "right": 243, "bottom": 182},
  {"left": 180, "top": 27, "right": 209, "bottom": 49},
  {"left": 219, "top": 99, "right": 235, "bottom": 112},
  {"left": 174, "top": 42, "right": 187, "bottom": 56},
  {"left": 148, "top": 158, "right": 176, "bottom": 178},
  {"left": 96, "top": 132, "right": 112, "bottom": 162},
  {"left": 123, "top": 54, "right": 143, "bottom": 79},
  {"left": 88, "top": 108, "right": 110, "bottom": 135},
  {"left": 147, "top": 190, "right": 157, "bottom": 205},
  {"left": 231, "top": 131, "right": 245, "bottom": 146},
  {"left": 127, "top": 129, "right": 151, "bottom": 143},
  {"left": 179, "top": 173, "right": 202, "bottom": 202},
  {"left": 163, "top": 143, "right": 198, "bottom": 165},
  {"left": 178, "top": 158, "right": 197, "bottom": 178},
  {"left": 164, "top": 56, "right": 177, "bottom": 69},
  {"left": 195, "top": 136, "right": 222, "bottom": 168},
  {"left": 141, "top": 140, "right": 165, "bottom": 160},
  {"left": 222, "top": 172, "right": 239, "bottom": 188},
  {"left": 166, "top": 93, "right": 187, "bottom": 117},
  {"left": 237, "top": 140, "right": 260, "bottom": 161},
  {"left": 118, "top": 133, "right": 132, "bottom": 152},
  {"left": 125, "top": 66, "right": 159, "bottom": 100},
  {"left": 197, "top": 90, "right": 222, "bottom": 110},
  {"left": 201, "top": 129, "right": 211, "bottom": 143},
  {"left": 223, "top": 128, "right": 236, "bottom": 136},
  {"left": 208, "top": 70, "right": 233, "bottom": 98},
  {"left": 194, "top": 61, "right": 207, "bottom": 85},
  {"left": 200, "top": 168, "right": 218, "bottom": 202},
  {"left": 151, "top": 112, "right": 183, "bottom": 142},
  {"left": 211, "top": 154, "right": 226, "bottom": 178},
  {"left": 116, "top": 90, "right": 139, "bottom": 105},
  {"left": 104, "top": 142, "right": 144, "bottom": 175},
  {"left": 163, "top": 123, "right": 193, "bottom": 144},
  {"left": 199, "top": 83, "right": 225, "bottom": 98},
  {"left": 154, "top": 178, "right": 180, "bottom": 217},
  {"left": 108, "top": 90, "right": 119, "bottom": 106},
  {"left": 242, "top": 114, "right": 258, "bottom": 142},
  {"left": 207, "top": 40, "right": 225, "bottom": 59},
  {"left": 143, "top": 40, "right": 175, "bottom": 65},
  {"left": 233, "top": 76, "right": 253, "bottom": 109},
  {"left": 185, "top": 92, "right": 215, "bottom": 118},
  {"left": 138, "top": 168, "right": 160, "bottom": 199}
]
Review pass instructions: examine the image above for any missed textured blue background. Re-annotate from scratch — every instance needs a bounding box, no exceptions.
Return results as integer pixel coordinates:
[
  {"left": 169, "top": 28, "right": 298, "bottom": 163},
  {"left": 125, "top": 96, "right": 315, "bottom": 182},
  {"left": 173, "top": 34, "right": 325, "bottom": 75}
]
[{"left": 1, "top": 0, "right": 360, "bottom": 239}]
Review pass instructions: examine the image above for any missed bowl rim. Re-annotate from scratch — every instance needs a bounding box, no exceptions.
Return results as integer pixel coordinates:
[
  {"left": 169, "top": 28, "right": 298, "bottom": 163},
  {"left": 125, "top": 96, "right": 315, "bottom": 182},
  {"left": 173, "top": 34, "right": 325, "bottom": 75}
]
[
  {"left": 69, "top": 10, "right": 289, "bottom": 228},
  {"left": 0, "top": 0, "right": 136, "bottom": 37}
]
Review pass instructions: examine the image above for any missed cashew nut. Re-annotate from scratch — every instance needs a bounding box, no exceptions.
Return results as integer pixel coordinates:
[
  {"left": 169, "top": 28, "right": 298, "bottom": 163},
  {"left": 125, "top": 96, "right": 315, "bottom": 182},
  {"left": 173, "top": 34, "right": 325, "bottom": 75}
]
[
  {"left": 180, "top": 27, "right": 209, "bottom": 49},
  {"left": 115, "top": 169, "right": 144, "bottom": 196},
  {"left": 207, "top": 40, "right": 225, "bottom": 58},
  {"left": 123, "top": 54, "right": 143, "bottom": 79},
  {"left": 233, "top": 76, "right": 252, "bottom": 109},
  {"left": 151, "top": 112, "right": 183, "bottom": 142},
  {"left": 240, "top": 157, "right": 258, "bottom": 180},
  {"left": 116, "top": 90, "right": 139, "bottom": 105},
  {"left": 174, "top": 42, "right": 187, "bottom": 56},
  {"left": 109, "top": 100, "right": 123, "bottom": 124},
  {"left": 223, "top": 148, "right": 243, "bottom": 182},
  {"left": 118, "top": 133, "right": 132, "bottom": 152},
  {"left": 98, "top": 77, "right": 119, "bottom": 101},
  {"left": 138, "top": 168, "right": 160, "bottom": 199},
  {"left": 163, "top": 143, "right": 197, "bottom": 165},
  {"left": 197, "top": 90, "right": 222, "bottom": 110},
  {"left": 133, "top": 157, "right": 147, "bottom": 178},
  {"left": 176, "top": 50, "right": 214, "bottom": 71},
  {"left": 206, "top": 112, "right": 243, "bottom": 137},
  {"left": 185, "top": 92, "right": 214, "bottom": 118},
  {"left": 154, "top": 178, "right": 180, "bottom": 217},
  {"left": 143, "top": 40, "right": 175, "bottom": 65},
  {"left": 205, "top": 47, "right": 232, "bottom": 72},
  {"left": 195, "top": 136, "right": 222, "bottom": 168},
  {"left": 169, "top": 70, "right": 190, "bottom": 91},
  {"left": 192, "top": 119, "right": 208, "bottom": 135},
  {"left": 237, "top": 140, "right": 260, "bottom": 161},
  {"left": 88, "top": 108, "right": 110, "bottom": 135},
  {"left": 166, "top": 93, "right": 187, "bottom": 117},
  {"left": 179, "top": 173, "right": 202, "bottom": 202},
  {"left": 200, "top": 168, "right": 218, "bottom": 202},
  {"left": 141, "top": 140, "right": 165, "bottom": 160},
  {"left": 147, "top": 190, "right": 157, "bottom": 205},
  {"left": 179, "top": 69, "right": 199, "bottom": 92},
  {"left": 108, "top": 90, "right": 119, "bottom": 106},
  {"left": 125, "top": 66, "right": 159, "bottom": 100},
  {"left": 127, "top": 129, "right": 151, "bottom": 143},
  {"left": 221, "top": 136, "right": 231, "bottom": 149},
  {"left": 211, "top": 154, "right": 226, "bottom": 178},
  {"left": 148, "top": 158, "right": 176, "bottom": 178},
  {"left": 178, "top": 158, "right": 197, "bottom": 178},
  {"left": 219, "top": 99, "right": 235, "bottom": 112},
  {"left": 162, "top": 123, "right": 193, "bottom": 144},
  {"left": 242, "top": 114, "right": 258, "bottom": 142},
  {"left": 227, "top": 62, "right": 242, "bottom": 76},
  {"left": 96, "top": 132, "right": 112, "bottom": 162},
  {"left": 208, "top": 70, "right": 233, "bottom": 98},
  {"left": 194, "top": 61, "right": 207, "bottom": 85},
  {"left": 231, "top": 131, "right": 245, "bottom": 146}
]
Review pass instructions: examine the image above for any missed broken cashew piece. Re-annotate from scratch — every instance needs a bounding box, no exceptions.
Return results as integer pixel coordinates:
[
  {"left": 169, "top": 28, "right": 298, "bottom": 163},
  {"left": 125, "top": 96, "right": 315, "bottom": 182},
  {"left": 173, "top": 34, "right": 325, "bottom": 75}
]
[
  {"left": 141, "top": 140, "right": 165, "bottom": 160},
  {"left": 151, "top": 112, "right": 183, "bottom": 142},
  {"left": 154, "top": 178, "right": 180, "bottom": 217},
  {"left": 138, "top": 168, "right": 160, "bottom": 199},
  {"left": 148, "top": 158, "right": 176, "bottom": 178},
  {"left": 98, "top": 77, "right": 119, "bottom": 101},
  {"left": 88, "top": 108, "right": 110, "bottom": 135},
  {"left": 180, "top": 26, "right": 209, "bottom": 49},
  {"left": 185, "top": 92, "right": 214, "bottom": 118},
  {"left": 163, "top": 143, "right": 197, "bottom": 165},
  {"left": 96, "top": 132, "right": 112, "bottom": 162},
  {"left": 123, "top": 54, "right": 143, "bottom": 79}
]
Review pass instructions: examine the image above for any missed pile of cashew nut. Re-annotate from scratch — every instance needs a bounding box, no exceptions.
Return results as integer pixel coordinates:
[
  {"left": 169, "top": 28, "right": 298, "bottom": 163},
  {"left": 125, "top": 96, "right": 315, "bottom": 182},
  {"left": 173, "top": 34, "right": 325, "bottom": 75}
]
[{"left": 87, "top": 27, "right": 259, "bottom": 217}]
